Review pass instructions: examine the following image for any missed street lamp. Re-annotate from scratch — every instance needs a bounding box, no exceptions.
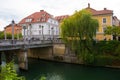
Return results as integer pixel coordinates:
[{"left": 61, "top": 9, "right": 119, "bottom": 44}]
[
  {"left": 51, "top": 27, "right": 54, "bottom": 40},
  {"left": 11, "top": 20, "right": 15, "bottom": 44},
  {"left": 29, "top": 24, "right": 32, "bottom": 39},
  {"left": 42, "top": 26, "right": 44, "bottom": 40},
  {"left": 4, "top": 28, "right": 7, "bottom": 40},
  {"left": 23, "top": 26, "right": 26, "bottom": 43}
]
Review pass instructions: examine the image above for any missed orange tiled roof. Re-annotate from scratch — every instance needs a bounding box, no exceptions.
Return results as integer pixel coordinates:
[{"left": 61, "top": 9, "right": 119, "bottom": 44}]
[
  {"left": 5, "top": 24, "right": 21, "bottom": 29},
  {"left": 19, "top": 10, "right": 53, "bottom": 24},
  {"left": 85, "top": 3, "right": 113, "bottom": 16},
  {"left": 55, "top": 15, "right": 69, "bottom": 22}
]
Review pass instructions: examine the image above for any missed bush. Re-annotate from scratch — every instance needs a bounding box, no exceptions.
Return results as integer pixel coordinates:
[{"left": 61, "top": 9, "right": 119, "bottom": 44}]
[
  {"left": 94, "top": 55, "right": 115, "bottom": 66},
  {"left": 95, "top": 40, "right": 120, "bottom": 55},
  {"left": 82, "top": 53, "right": 95, "bottom": 64},
  {"left": 0, "top": 61, "right": 25, "bottom": 80},
  {"left": 114, "top": 44, "right": 120, "bottom": 56}
]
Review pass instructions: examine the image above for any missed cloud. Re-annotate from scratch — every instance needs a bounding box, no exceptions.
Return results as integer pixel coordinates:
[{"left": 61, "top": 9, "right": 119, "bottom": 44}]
[{"left": 0, "top": 0, "right": 120, "bottom": 31}]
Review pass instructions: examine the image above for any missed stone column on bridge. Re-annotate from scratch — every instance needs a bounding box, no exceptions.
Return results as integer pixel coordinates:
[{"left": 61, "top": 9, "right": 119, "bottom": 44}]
[{"left": 18, "top": 49, "right": 28, "bottom": 70}]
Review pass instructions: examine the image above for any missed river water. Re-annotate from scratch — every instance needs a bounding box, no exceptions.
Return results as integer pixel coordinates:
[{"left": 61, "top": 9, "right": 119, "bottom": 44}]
[{"left": 19, "top": 58, "right": 120, "bottom": 80}]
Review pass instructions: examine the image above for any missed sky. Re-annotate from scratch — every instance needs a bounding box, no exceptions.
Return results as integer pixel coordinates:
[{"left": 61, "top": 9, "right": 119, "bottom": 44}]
[{"left": 0, "top": 0, "right": 120, "bottom": 30}]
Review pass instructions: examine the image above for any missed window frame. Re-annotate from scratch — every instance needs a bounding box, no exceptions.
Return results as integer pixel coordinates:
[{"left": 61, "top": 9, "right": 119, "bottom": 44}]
[{"left": 103, "top": 18, "right": 107, "bottom": 24}]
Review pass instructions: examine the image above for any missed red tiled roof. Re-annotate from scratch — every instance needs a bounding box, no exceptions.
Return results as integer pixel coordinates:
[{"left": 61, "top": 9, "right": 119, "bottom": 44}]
[
  {"left": 55, "top": 15, "right": 69, "bottom": 22},
  {"left": 5, "top": 24, "right": 21, "bottom": 29},
  {"left": 85, "top": 3, "right": 113, "bottom": 16},
  {"left": 19, "top": 10, "right": 52, "bottom": 24}
]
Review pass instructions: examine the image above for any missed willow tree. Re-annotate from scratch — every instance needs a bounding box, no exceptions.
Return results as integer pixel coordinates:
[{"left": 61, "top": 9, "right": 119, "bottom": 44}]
[{"left": 61, "top": 9, "right": 99, "bottom": 63}]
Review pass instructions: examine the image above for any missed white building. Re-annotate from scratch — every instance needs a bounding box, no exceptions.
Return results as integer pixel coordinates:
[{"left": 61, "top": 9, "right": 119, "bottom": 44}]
[{"left": 19, "top": 10, "right": 59, "bottom": 40}]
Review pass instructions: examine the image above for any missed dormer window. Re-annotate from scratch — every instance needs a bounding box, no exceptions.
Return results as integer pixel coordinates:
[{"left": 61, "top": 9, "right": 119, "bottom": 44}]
[
  {"left": 25, "top": 18, "right": 32, "bottom": 22},
  {"left": 37, "top": 18, "right": 41, "bottom": 21},
  {"left": 42, "top": 14, "right": 46, "bottom": 17}
]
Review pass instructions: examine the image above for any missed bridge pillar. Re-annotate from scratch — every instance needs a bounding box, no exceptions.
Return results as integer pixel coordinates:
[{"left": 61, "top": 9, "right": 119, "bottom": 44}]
[{"left": 18, "top": 49, "right": 28, "bottom": 70}]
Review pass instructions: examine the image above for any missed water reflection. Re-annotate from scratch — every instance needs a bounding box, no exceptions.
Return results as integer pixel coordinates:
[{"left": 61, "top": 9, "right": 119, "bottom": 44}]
[
  {"left": 47, "top": 73, "right": 64, "bottom": 80},
  {"left": 20, "top": 58, "right": 120, "bottom": 80},
  {"left": 34, "top": 73, "right": 64, "bottom": 80}
]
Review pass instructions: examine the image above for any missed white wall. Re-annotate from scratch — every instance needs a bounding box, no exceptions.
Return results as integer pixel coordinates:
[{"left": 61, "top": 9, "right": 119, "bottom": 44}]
[{"left": 22, "top": 18, "right": 59, "bottom": 40}]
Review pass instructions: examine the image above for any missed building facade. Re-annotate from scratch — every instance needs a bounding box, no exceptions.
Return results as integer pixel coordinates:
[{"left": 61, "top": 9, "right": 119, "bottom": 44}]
[
  {"left": 113, "top": 16, "right": 120, "bottom": 26},
  {"left": 55, "top": 15, "right": 69, "bottom": 37},
  {"left": 85, "top": 3, "right": 113, "bottom": 40},
  {"left": 4, "top": 24, "right": 22, "bottom": 35},
  {"left": 19, "top": 10, "right": 59, "bottom": 40}
]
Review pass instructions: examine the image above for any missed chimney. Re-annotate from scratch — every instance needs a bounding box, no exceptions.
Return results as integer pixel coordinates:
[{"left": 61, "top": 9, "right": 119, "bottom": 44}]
[
  {"left": 88, "top": 3, "right": 90, "bottom": 8},
  {"left": 40, "top": 10, "right": 44, "bottom": 12},
  {"left": 104, "top": 8, "right": 107, "bottom": 10}
]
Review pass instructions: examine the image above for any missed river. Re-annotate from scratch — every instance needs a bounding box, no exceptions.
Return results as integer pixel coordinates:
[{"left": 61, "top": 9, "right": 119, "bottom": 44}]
[{"left": 19, "top": 58, "right": 120, "bottom": 80}]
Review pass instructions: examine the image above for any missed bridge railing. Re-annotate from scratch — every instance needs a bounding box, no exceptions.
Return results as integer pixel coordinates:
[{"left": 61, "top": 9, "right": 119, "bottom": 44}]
[{"left": 0, "top": 39, "right": 53, "bottom": 46}]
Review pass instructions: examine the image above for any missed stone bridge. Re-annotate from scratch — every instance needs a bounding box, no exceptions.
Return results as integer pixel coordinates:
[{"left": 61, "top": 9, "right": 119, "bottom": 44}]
[{"left": 0, "top": 39, "right": 66, "bottom": 70}]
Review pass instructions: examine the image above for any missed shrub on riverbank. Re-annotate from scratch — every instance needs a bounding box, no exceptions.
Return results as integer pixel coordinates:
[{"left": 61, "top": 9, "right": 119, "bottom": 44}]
[
  {"left": 0, "top": 61, "right": 47, "bottom": 80},
  {"left": 0, "top": 61, "right": 25, "bottom": 80},
  {"left": 77, "top": 40, "right": 120, "bottom": 66}
]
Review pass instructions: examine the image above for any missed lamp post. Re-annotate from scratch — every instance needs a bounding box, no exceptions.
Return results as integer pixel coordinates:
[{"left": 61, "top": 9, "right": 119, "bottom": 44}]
[
  {"left": 51, "top": 27, "right": 54, "bottom": 40},
  {"left": 12, "top": 20, "right": 15, "bottom": 44},
  {"left": 23, "top": 26, "right": 26, "bottom": 44},
  {"left": 42, "top": 26, "right": 44, "bottom": 40},
  {"left": 29, "top": 24, "right": 32, "bottom": 39},
  {"left": 4, "top": 29, "right": 7, "bottom": 40},
  {"left": 51, "top": 27, "right": 54, "bottom": 58},
  {"left": 39, "top": 30, "right": 41, "bottom": 40}
]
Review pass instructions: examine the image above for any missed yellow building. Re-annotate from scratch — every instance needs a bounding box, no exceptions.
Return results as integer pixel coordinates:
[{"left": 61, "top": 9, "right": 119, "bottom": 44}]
[{"left": 85, "top": 3, "right": 113, "bottom": 40}]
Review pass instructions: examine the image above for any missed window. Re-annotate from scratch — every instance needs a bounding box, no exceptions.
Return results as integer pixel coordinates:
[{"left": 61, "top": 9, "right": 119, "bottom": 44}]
[
  {"left": 42, "top": 14, "right": 46, "bottom": 17},
  {"left": 25, "top": 18, "right": 32, "bottom": 22},
  {"left": 103, "top": 18, "right": 106, "bottom": 23},
  {"left": 37, "top": 18, "right": 41, "bottom": 21}
]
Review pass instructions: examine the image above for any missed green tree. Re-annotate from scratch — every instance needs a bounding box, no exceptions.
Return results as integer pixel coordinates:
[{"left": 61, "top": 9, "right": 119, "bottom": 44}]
[
  {"left": 0, "top": 61, "right": 25, "bottom": 80},
  {"left": 0, "top": 32, "right": 23, "bottom": 39},
  {"left": 0, "top": 31, "right": 4, "bottom": 39},
  {"left": 104, "top": 26, "right": 120, "bottom": 40},
  {"left": 61, "top": 9, "right": 99, "bottom": 63}
]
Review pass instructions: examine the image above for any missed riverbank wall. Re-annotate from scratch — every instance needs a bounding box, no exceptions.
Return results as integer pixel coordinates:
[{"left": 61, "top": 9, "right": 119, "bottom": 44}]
[{"left": 27, "top": 43, "right": 120, "bottom": 69}]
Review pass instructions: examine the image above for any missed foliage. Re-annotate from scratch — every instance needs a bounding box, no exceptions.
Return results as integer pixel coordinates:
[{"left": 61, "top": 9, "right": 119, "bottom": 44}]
[
  {"left": 60, "top": 9, "right": 99, "bottom": 63},
  {"left": 95, "top": 40, "right": 120, "bottom": 55},
  {"left": 0, "top": 31, "right": 23, "bottom": 39},
  {"left": 94, "top": 55, "right": 114, "bottom": 66},
  {"left": 115, "top": 44, "right": 120, "bottom": 56},
  {"left": 0, "top": 61, "right": 25, "bottom": 80},
  {"left": 39, "top": 76, "right": 46, "bottom": 80},
  {"left": 104, "top": 26, "right": 120, "bottom": 40},
  {"left": 0, "top": 31, "right": 4, "bottom": 39}
]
